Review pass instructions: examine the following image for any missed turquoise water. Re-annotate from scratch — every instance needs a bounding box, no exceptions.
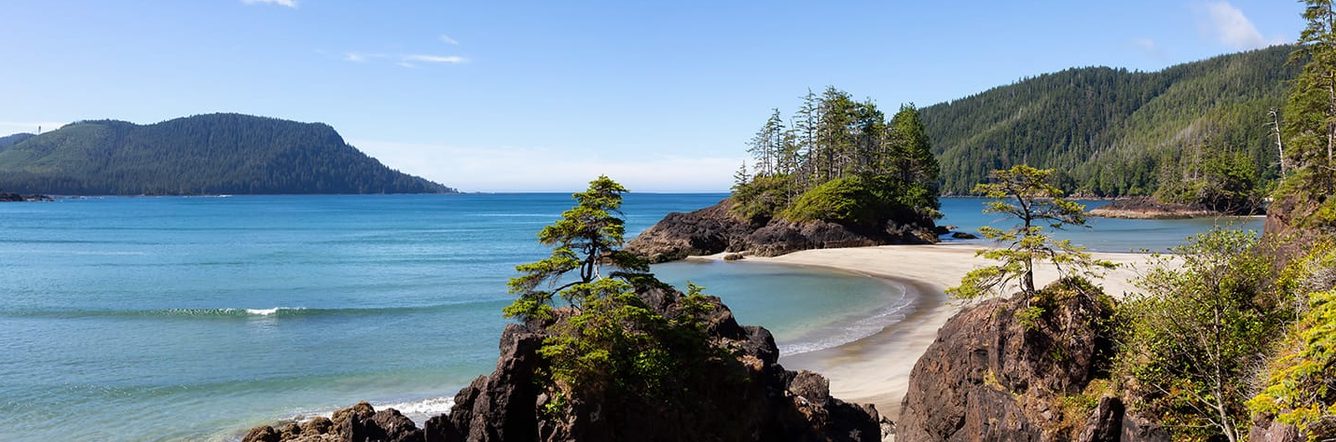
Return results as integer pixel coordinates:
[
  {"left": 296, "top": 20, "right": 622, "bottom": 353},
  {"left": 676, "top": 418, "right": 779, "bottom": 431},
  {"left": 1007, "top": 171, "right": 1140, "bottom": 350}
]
[{"left": 0, "top": 195, "right": 1259, "bottom": 440}]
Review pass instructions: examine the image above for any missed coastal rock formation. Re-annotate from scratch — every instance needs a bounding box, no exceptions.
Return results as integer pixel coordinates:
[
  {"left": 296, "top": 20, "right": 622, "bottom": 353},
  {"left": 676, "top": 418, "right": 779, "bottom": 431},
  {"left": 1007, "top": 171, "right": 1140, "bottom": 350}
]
[
  {"left": 242, "top": 284, "right": 882, "bottom": 442},
  {"left": 1087, "top": 197, "right": 1233, "bottom": 219},
  {"left": 627, "top": 198, "right": 935, "bottom": 262},
  {"left": 424, "top": 284, "right": 881, "bottom": 442},
  {"left": 897, "top": 281, "right": 1166, "bottom": 441},
  {"left": 242, "top": 402, "right": 424, "bottom": 442},
  {"left": 0, "top": 192, "right": 52, "bottom": 202}
]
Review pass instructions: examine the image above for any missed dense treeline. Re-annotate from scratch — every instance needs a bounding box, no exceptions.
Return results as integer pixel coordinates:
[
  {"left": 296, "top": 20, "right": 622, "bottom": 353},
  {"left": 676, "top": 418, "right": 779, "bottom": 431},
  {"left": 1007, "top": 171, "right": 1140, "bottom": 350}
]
[
  {"left": 920, "top": 45, "right": 1299, "bottom": 197},
  {"left": 0, "top": 113, "right": 454, "bottom": 195},
  {"left": 731, "top": 87, "right": 939, "bottom": 227}
]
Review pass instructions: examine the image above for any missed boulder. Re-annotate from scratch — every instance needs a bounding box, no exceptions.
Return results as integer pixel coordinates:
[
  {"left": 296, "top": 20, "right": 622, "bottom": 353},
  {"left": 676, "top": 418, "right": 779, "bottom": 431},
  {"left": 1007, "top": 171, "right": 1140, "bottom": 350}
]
[{"left": 898, "top": 280, "right": 1118, "bottom": 441}]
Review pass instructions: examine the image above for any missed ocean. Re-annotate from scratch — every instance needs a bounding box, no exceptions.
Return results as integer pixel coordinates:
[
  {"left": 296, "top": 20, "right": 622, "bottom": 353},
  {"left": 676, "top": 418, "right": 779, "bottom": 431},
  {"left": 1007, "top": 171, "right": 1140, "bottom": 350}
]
[{"left": 0, "top": 194, "right": 1260, "bottom": 440}]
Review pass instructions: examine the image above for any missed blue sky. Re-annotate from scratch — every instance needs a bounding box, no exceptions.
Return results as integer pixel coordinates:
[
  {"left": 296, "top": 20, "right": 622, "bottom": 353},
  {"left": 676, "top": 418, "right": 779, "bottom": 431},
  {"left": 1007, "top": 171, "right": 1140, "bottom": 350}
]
[{"left": 0, "top": 0, "right": 1305, "bottom": 192}]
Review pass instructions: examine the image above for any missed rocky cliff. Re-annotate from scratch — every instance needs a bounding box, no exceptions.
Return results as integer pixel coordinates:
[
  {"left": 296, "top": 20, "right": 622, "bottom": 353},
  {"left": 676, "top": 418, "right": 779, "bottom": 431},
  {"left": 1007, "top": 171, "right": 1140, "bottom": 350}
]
[
  {"left": 627, "top": 198, "right": 936, "bottom": 263},
  {"left": 244, "top": 284, "right": 882, "bottom": 442},
  {"left": 896, "top": 280, "right": 1167, "bottom": 442}
]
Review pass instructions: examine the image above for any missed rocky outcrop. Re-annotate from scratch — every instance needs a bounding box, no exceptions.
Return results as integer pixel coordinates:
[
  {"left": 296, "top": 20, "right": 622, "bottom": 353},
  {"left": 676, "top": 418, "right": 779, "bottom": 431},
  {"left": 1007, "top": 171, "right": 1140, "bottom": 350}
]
[
  {"left": 1087, "top": 197, "right": 1235, "bottom": 219},
  {"left": 424, "top": 283, "right": 881, "bottom": 442},
  {"left": 242, "top": 284, "right": 881, "bottom": 442},
  {"left": 627, "top": 198, "right": 936, "bottom": 263},
  {"left": 897, "top": 280, "right": 1162, "bottom": 442},
  {"left": 0, "top": 192, "right": 52, "bottom": 202},
  {"left": 242, "top": 402, "right": 423, "bottom": 442}
]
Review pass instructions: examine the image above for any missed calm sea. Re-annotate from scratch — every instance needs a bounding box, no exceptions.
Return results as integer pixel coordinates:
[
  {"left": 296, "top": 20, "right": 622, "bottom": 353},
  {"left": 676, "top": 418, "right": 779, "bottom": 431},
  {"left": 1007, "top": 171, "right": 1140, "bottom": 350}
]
[{"left": 0, "top": 194, "right": 1259, "bottom": 440}]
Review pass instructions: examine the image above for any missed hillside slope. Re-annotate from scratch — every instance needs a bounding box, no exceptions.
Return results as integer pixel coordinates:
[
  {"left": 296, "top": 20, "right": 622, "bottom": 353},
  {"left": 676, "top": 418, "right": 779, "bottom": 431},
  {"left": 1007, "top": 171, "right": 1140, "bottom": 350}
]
[
  {"left": 0, "top": 113, "right": 454, "bottom": 195},
  {"left": 921, "top": 45, "right": 1298, "bottom": 196}
]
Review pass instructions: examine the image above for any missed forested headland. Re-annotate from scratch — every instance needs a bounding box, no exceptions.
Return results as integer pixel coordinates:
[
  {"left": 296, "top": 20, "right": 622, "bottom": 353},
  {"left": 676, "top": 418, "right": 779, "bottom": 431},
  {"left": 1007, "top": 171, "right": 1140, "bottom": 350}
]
[
  {"left": 921, "top": 45, "right": 1297, "bottom": 208},
  {"left": 0, "top": 113, "right": 454, "bottom": 195}
]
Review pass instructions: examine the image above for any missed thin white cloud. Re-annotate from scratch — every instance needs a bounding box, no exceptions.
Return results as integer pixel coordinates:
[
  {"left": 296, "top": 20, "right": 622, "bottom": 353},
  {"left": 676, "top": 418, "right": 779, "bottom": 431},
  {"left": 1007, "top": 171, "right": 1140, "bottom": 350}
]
[
  {"left": 1199, "top": 1, "right": 1282, "bottom": 49},
  {"left": 340, "top": 52, "right": 466, "bottom": 68},
  {"left": 241, "top": 0, "right": 297, "bottom": 8},
  {"left": 439, "top": 34, "right": 460, "bottom": 45},
  {"left": 348, "top": 139, "right": 740, "bottom": 192},
  {"left": 403, "top": 54, "right": 467, "bottom": 64}
]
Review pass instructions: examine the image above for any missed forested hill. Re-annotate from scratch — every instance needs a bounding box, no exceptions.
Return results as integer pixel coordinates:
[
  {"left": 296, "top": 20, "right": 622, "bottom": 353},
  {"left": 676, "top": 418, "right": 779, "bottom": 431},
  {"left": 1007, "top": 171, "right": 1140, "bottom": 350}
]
[
  {"left": 920, "top": 45, "right": 1299, "bottom": 196},
  {"left": 0, "top": 113, "right": 455, "bottom": 195}
]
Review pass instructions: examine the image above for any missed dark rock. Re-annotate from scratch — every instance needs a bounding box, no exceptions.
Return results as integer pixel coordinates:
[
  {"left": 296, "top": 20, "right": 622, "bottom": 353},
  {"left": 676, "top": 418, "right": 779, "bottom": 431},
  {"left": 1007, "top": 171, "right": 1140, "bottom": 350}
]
[
  {"left": 1077, "top": 396, "right": 1123, "bottom": 442},
  {"left": 242, "top": 425, "right": 281, "bottom": 442},
  {"left": 276, "top": 421, "right": 302, "bottom": 440},
  {"left": 423, "top": 285, "right": 883, "bottom": 442},
  {"left": 627, "top": 198, "right": 936, "bottom": 263},
  {"left": 723, "top": 252, "right": 745, "bottom": 261},
  {"left": 949, "top": 231, "right": 978, "bottom": 239},
  {"left": 1119, "top": 413, "right": 1170, "bottom": 442},
  {"left": 898, "top": 281, "right": 1117, "bottom": 441},
  {"left": 0, "top": 192, "right": 52, "bottom": 202},
  {"left": 370, "top": 409, "right": 424, "bottom": 442},
  {"left": 301, "top": 416, "right": 333, "bottom": 436}
]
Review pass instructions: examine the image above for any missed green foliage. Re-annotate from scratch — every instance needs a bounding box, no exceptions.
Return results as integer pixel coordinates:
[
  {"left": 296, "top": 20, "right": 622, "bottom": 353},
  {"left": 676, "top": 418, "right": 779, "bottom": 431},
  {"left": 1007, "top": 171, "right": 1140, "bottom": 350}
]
[
  {"left": 781, "top": 175, "right": 933, "bottom": 228},
  {"left": 730, "top": 174, "right": 794, "bottom": 222},
  {"left": 732, "top": 87, "right": 940, "bottom": 228},
  {"left": 538, "top": 281, "right": 721, "bottom": 405},
  {"left": 920, "top": 46, "right": 1296, "bottom": 197},
  {"left": 1249, "top": 239, "right": 1336, "bottom": 439},
  {"left": 1248, "top": 289, "right": 1336, "bottom": 438},
  {"left": 504, "top": 176, "right": 649, "bottom": 321},
  {"left": 0, "top": 113, "right": 453, "bottom": 195},
  {"left": 947, "top": 165, "right": 1116, "bottom": 298},
  {"left": 1116, "top": 229, "right": 1284, "bottom": 442},
  {"left": 1153, "top": 149, "right": 1262, "bottom": 214}
]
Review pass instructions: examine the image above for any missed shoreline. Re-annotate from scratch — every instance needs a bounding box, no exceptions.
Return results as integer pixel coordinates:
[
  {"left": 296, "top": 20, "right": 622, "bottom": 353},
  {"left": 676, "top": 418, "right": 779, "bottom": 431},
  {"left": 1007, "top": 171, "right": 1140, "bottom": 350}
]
[{"left": 703, "top": 244, "right": 1156, "bottom": 419}]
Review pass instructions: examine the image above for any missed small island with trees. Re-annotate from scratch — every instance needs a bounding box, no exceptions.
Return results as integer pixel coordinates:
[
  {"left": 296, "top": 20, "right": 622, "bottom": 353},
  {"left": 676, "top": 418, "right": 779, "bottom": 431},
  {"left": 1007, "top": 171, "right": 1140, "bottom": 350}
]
[{"left": 629, "top": 87, "right": 944, "bottom": 262}]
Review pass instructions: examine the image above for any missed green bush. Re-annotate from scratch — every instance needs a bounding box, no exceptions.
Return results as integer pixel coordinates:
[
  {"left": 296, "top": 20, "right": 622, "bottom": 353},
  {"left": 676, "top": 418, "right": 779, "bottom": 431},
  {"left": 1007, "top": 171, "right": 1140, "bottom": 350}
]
[
  {"left": 781, "top": 175, "right": 932, "bottom": 228},
  {"left": 730, "top": 174, "right": 794, "bottom": 222}
]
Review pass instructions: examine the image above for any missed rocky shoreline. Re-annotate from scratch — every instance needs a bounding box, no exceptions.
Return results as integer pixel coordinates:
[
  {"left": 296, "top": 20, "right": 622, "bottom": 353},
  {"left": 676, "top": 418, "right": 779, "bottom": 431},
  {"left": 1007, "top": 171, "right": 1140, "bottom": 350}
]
[
  {"left": 242, "top": 284, "right": 884, "bottom": 442},
  {"left": 0, "top": 192, "right": 52, "bottom": 202},
  {"left": 626, "top": 198, "right": 938, "bottom": 263},
  {"left": 1087, "top": 197, "right": 1254, "bottom": 219}
]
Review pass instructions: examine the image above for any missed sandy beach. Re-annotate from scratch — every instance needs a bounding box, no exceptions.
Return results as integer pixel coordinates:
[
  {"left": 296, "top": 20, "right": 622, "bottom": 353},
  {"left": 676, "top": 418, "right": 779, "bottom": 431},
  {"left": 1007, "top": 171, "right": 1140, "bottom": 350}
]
[{"left": 700, "top": 244, "right": 1160, "bottom": 420}]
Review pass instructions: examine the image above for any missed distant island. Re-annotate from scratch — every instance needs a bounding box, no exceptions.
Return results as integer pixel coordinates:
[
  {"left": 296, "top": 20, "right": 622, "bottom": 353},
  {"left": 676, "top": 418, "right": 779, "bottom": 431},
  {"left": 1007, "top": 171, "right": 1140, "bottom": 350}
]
[{"left": 0, "top": 113, "right": 455, "bottom": 195}]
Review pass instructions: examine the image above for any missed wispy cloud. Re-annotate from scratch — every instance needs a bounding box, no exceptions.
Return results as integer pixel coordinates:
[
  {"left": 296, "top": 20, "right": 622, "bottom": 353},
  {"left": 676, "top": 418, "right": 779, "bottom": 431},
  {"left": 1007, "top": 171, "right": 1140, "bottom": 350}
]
[
  {"left": 342, "top": 52, "right": 467, "bottom": 68},
  {"left": 403, "top": 54, "right": 466, "bottom": 64},
  {"left": 439, "top": 34, "right": 460, "bottom": 45},
  {"left": 241, "top": 0, "right": 297, "bottom": 8},
  {"left": 1198, "top": 1, "right": 1283, "bottom": 49}
]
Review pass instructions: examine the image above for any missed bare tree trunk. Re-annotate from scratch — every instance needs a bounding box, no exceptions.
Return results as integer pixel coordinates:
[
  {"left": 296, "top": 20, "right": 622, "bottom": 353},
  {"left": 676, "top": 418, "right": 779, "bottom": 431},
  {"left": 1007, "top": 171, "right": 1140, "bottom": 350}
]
[{"left": 1270, "top": 108, "right": 1287, "bottom": 175}]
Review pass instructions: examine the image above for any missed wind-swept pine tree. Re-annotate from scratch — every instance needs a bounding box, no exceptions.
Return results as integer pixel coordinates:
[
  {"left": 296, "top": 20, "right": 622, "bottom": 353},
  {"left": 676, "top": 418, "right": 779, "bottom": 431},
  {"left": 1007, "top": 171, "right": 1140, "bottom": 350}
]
[{"left": 503, "top": 176, "right": 650, "bottom": 321}]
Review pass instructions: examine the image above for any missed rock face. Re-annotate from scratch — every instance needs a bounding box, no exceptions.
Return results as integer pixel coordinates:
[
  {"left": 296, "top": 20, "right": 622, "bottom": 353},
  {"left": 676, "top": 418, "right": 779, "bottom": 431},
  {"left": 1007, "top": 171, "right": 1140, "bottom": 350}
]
[
  {"left": 242, "top": 285, "right": 881, "bottom": 442},
  {"left": 242, "top": 402, "right": 424, "bottom": 442},
  {"left": 424, "top": 284, "right": 882, "bottom": 442},
  {"left": 627, "top": 198, "right": 936, "bottom": 263},
  {"left": 897, "top": 282, "right": 1164, "bottom": 442}
]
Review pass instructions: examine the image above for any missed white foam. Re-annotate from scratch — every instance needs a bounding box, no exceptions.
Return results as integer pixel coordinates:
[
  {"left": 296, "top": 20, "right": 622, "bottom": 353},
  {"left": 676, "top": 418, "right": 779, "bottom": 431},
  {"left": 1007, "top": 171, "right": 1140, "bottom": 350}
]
[
  {"left": 245, "top": 308, "right": 280, "bottom": 316},
  {"left": 374, "top": 396, "right": 456, "bottom": 417}
]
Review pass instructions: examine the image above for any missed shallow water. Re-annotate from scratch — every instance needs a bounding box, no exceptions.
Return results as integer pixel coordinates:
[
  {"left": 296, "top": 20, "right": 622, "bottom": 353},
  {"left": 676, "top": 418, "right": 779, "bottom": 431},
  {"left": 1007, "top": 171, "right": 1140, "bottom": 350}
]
[{"left": 0, "top": 194, "right": 1258, "bottom": 440}]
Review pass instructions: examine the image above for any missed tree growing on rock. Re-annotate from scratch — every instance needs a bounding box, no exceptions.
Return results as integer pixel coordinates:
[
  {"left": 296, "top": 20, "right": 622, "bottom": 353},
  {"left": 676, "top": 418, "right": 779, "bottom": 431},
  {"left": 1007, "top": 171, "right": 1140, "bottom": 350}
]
[
  {"left": 948, "top": 165, "right": 1116, "bottom": 300},
  {"left": 503, "top": 175, "right": 651, "bottom": 321}
]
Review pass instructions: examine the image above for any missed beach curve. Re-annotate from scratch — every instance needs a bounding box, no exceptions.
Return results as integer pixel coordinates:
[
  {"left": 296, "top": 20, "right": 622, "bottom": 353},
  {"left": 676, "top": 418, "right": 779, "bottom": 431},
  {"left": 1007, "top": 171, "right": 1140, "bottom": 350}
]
[{"left": 701, "top": 244, "right": 1157, "bottom": 419}]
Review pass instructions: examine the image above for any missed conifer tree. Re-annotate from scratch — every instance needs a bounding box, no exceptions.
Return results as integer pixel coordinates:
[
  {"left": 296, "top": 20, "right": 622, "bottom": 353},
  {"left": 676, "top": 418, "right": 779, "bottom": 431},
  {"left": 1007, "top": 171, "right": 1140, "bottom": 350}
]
[{"left": 503, "top": 176, "right": 649, "bottom": 321}]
